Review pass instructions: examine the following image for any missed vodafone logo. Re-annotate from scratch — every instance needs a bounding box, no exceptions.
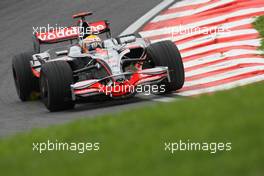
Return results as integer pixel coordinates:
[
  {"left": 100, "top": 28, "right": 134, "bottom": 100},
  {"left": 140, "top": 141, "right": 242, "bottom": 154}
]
[
  {"left": 35, "top": 27, "right": 79, "bottom": 41},
  {"left": 33, "top": 21, "right": 108, "bottom": 42}
]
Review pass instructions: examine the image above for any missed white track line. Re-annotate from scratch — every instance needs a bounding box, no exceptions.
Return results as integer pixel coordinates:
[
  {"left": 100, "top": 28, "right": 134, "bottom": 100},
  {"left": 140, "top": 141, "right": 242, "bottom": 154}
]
[
  {"left": 150, "top": 18, "right": 256, "bottom": 43},
  {"left": 140, "top": 7, "right": 264, "bottom": 38},
  {"left": 169, "top": 0, "right": 211, "bottom": 9},
  {"left": 177, "top": 74, "right": 264, "bottom": 96},
  {"left": 184, "top": 65, "right": 264, "bottom": 87},
  {"left": 185, "top": 58, "right": 264, "bottom": 77},
  {"left": 184, "top": 49, "right": 263, "bottom": 68},
  {"left": 152, "top": 0, "right": 234, "bottom": 22},
  {"left": 152, "top": 97, "right": 181, "bottom": 102},
  {"left": 182, "top": 39, "right": 261, "bottom": 58},
  {"left": 178, "top": 29, "right": 258, "bottom": 50},
  {"left": 119, "top": 0, "right": 174, "bottom": 36}
]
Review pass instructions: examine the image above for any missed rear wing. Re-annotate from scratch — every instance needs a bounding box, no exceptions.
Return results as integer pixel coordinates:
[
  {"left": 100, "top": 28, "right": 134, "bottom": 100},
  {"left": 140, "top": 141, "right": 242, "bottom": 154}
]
[{"left": 33, "top": 20, "right": 111, "bottom": 53}]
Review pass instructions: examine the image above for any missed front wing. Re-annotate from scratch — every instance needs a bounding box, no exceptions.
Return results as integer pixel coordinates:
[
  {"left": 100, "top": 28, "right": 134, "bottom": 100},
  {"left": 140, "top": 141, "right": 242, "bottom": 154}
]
[{"left": 71, "top": 67, "right": 170, "bottom": 99}]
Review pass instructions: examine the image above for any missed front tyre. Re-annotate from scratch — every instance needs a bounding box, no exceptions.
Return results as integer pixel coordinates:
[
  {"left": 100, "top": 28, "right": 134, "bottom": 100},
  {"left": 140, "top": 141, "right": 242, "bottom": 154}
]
[
  {"left": 40, "top": 61, "right": 75, "bottom": 112},
  {"left": 12, "top": 51, "right": 39, "bottom": 101},
  {"left": 147, "top": 40, "right": 185, "bottom": 93}
]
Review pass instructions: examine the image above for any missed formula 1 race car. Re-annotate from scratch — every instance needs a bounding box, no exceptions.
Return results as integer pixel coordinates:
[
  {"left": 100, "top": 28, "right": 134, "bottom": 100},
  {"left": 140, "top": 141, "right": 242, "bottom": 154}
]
[{"left": 12, "top": 12, "right": 185, "bottom": 112}]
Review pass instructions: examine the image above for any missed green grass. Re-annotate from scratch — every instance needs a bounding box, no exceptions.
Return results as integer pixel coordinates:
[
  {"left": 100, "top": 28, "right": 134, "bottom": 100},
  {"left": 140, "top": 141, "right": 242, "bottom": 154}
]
[
  {"left": 253, "top": 15, "right": 264, "bottom": 51},
  {"left": 0, "top": 82, "right": 264, "bottom": 176}
]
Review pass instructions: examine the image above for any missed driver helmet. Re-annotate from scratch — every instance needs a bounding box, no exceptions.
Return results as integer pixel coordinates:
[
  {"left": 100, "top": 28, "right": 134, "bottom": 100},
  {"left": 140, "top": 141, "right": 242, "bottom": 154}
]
[{"left": 81, "top": 35, "right": 102, "bottom": 53}]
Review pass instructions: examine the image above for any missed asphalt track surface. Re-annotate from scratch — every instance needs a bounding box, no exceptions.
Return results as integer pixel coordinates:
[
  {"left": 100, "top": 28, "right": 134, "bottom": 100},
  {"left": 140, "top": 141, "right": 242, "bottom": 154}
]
[{"left": 0, "top": 0, "right": 171, "bottom": 137}]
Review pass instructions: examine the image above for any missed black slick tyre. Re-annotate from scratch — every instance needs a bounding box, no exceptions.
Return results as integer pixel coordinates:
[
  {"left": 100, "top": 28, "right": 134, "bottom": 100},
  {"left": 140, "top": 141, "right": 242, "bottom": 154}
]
[
  {"left": 40, "top": 61, "right": 75, "bottom": 112},
  {"left": 147, "top": 40, "right": 185, "bottom": 93},
  {"left": 12, "top": 51, "right": 39, "bottom": 101}
]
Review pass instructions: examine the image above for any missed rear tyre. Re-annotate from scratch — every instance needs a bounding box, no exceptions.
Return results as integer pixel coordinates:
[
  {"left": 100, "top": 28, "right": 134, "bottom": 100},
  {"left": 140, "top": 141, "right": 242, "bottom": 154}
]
[
  {"left": 147, "top": 40, "right": 185, "bottom": 93},
  {"left": 40, "top": 61, "right": 75, "bottom": 112},
  {"left": 12, "top": 51, "right": 39, "bottom": 101}
]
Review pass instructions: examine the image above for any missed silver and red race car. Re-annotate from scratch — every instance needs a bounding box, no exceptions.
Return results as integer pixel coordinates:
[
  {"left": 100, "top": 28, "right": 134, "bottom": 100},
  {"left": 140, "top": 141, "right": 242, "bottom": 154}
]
[{"left": 12, "top": 12, "right": 185, "bottom": 112}]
